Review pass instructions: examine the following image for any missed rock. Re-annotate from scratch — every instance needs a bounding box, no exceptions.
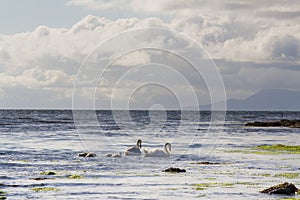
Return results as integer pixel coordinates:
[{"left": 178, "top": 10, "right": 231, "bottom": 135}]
[
  {"left": 40, "top": 171, "right": 56, "bottom": 175},
  {"left": 78, "top": 152, "right": 96, "bottom": 157},
  {"left": 260, "top": 182, "right": 299, "bottom": 195},
  {"left": 162, "top": 167, "right": 186, "bottom": 173},
  {"left": 30, "top": 177, "right": 54, "bottom": 181},
  {"left": 245, "top": 119, "right": 300, "bottom": 128},
  {"left": 193, "top": 161, "right": 222, "bottom": 165},
  {"left": 78, "top": 152, "right": 88, "bottom": 157}
]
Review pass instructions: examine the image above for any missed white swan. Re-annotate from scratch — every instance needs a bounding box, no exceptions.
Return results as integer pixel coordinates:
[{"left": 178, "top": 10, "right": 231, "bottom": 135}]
[
  {"left": 104, "top": 153, "right": 113, "bottom": 157},
  {"left": 144, "top": 143, "right": 171, "bottom": 157},
  {"left": 124, "top": 139, "right": 142, "bottom": 156},
  {"left": 111, "top": 152, "right": 122, "bottom": 158},
  {"left": 105, "top": 152, "right": 122, "bottom": 158}
]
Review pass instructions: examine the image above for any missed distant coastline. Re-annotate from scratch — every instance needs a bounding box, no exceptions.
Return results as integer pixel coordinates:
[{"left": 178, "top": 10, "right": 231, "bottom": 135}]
[
  {"left": 1, "top": 89, "right": 300, "bottom": 111},
  {"left": 198, "top": 89, "right": 300, "bottom": 111}
]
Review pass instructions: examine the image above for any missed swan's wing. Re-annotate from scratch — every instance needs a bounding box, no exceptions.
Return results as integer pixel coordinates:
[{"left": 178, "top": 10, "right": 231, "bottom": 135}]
[
  {"left": 112, "top": 153, "right": 122, "bottom": 157},
  {"left": 124, "top": 146, "right": 142, "bottom": 156},
  {"left": 144, "top": 149, "right": 169, "bottom": 157}
]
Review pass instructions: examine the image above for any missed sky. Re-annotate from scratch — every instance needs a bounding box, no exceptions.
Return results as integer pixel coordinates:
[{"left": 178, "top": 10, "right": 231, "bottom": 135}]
[{"left": 0, "top": 0, "right": 300, "bottom": 109}]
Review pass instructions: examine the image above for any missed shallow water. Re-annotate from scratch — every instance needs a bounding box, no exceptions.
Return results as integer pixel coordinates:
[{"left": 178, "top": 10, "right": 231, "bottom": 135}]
[{"left": 0, "top": 110, "right": 299, "bottom": 199}]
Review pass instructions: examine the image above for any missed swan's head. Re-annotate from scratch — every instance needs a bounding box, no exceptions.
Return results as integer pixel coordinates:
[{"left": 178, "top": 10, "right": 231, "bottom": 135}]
[
  {"left": 165, "top": 143, "right": 171, "bottom": 151},
  {"left": 137, "top": 139, "right": 142, "bottom": 148}
]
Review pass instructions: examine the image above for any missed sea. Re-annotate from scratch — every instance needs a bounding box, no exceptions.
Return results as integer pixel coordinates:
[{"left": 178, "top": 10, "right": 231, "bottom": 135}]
[{"left": 0, "top": 110, "right": 299, "bottom": 200}]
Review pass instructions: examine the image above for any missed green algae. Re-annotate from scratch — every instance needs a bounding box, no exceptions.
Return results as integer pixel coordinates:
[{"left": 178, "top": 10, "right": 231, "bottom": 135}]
[
  {"left": 204, "top": 178, "right": 216, "bottom": 180},
  {"left": 193, "top": 181, "right": 260, "bottom": 191},
  {"left": 251, "top": 173, "right": 271, "bottom": 177},
  {"left": 221, "top": 183, "right": 235, "bottom": 187},
  {"left": 31, "top": 187, "right": 60, "bottom": 192},
  {"left": 254, "top": 144, "right": 300, "bottom": 154},
  {"left": 274, "top": 173, "right": 299, "bottom": 179},
  {"left": 279, "top": 198, "right": 300, "bottom": 200},
  {"left": 225, "top": 149, "right": 279, "bottom": 155},
  {"left": 193, "top": 182, "right": 235, "bottom": 190},
  {"left": 194, "top": 186, "right": 205, "bottom": 190},
  {"left": 236, "top": 182, "right": 259, "bottom": 186},
  {"left": 279, "top": 166, "right": 292, "bottom": 169},
  {"left": 167, "top": 188, "right": 179, "bottom": 190},
  {"left": 115, "top": 171, "right": 152, "bottom": 177},
  {"left": 115, "top": 171, "right": 132, "bottom": 175},
  {"left": 194, "top": 183, "right": 210, "bottom": 190},
  {"left": 227, "top": 144, "right": 300, "bottom": 155},
  {"left": 213, "top": 171, "right": 235, "bottom": 175},
  {"left": 68, "top": 174, "right": 84, "bottom": 179},
  {"left": 0, "top": 196, "right": 7, "bottom": 200}
]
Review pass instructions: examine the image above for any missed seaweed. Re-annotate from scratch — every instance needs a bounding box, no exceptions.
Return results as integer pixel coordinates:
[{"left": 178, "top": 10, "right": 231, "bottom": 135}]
[
  {"left": 254, "top": 144, "right": 300, "bottom": 153},
  {"left": 31, "top": 187, "right": 60, "bottom": 192},
  {"left": 274, "top": 173, "right": 299, "bottom": 179},
  {"left": 227, "top": 144, "right": 300, "bottom": 155},
  {"left": 193, "top": 182, "right": 235, "bottom": 190},
  {"left": 68, "top": 174, "right": 84, "bottom": 179},
  {"left": 251, "top": 173, "right": 271, "bottom": 177},
  {"left": 279, "top": 198, "right": 300, "bottom": 200}
]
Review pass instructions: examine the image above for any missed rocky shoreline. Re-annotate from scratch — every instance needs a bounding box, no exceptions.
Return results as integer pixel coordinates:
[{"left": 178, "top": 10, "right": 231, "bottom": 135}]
[{"left": 245, "top": 119, "right": 300, "bottom": 128}]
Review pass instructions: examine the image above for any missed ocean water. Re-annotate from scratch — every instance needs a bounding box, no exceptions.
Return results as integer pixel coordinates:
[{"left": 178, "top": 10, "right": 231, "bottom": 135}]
[{"left": 0, "top": 110, "right": 299, "bottom": 199}]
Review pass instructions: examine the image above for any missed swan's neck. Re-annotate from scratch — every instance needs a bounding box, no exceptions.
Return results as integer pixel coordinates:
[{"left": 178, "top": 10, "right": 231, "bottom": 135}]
[{"left": 164, "top": 144, "right": 170, "bottom": 154}]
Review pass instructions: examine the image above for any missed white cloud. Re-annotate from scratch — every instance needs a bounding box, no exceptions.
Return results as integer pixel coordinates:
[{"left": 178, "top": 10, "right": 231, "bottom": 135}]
[
  {"left": 71, "top": 15, "right": 111, "bottom": 33},
  {"left": 113, "top": 50, "right": 151, "bottom": 67},
  {"left": 1, "top": 13, "right": 300, "bottom": 108},
  {"left": 0, "top": 66, "right": 74, "bottom": 89}
]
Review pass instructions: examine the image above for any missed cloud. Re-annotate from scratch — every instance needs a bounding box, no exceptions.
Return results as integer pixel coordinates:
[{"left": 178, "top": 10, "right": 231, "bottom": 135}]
[
  {"left": 204, "top": 23, "right": 300, "bottom": 65},
  {"left": 269, "top": 35, "right": 300, "bottom": 61},
  {"left": 71, "top": 15, "right": 111, "bottom": 33},
  {"left": 0, "top": 66, "right": 73, "bottom": 88},
  {"left": 113, "top": 50, "right": 151, "bottom": 67},
  {"left": 1, "top": 14, "right": 300, "bottom": 108}
]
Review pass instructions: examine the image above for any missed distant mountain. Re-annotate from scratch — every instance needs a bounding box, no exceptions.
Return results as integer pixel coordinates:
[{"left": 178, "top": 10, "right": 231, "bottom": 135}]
[{"left": 199, "top": 89, "right": 300, "bottom": 111}]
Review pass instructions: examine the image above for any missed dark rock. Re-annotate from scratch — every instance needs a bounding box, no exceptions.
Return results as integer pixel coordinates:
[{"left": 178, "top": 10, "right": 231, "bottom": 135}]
[
  {"left": 246, "top": 119, "right": 300, "bottom": 128},
  {"left": 162, "top": 167, "right": 186, "bottom": 173},
  {"left": 260, "top": 182, "right": 299, "bottom": 195},
  {"left": 78, "top": 152, "right": 88, "bottom": 157},
  {"left": 30, "top": 177, "right": 54, "bottom": 181},
  {"left": 193, "top": 161, "right": 222, "bottom": 165},
  {"left": 40, "top": 171, "right": 56, "bottom": 175},
  {"left": 78, "top": 152, "right": 96, "bottom": 157}
]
